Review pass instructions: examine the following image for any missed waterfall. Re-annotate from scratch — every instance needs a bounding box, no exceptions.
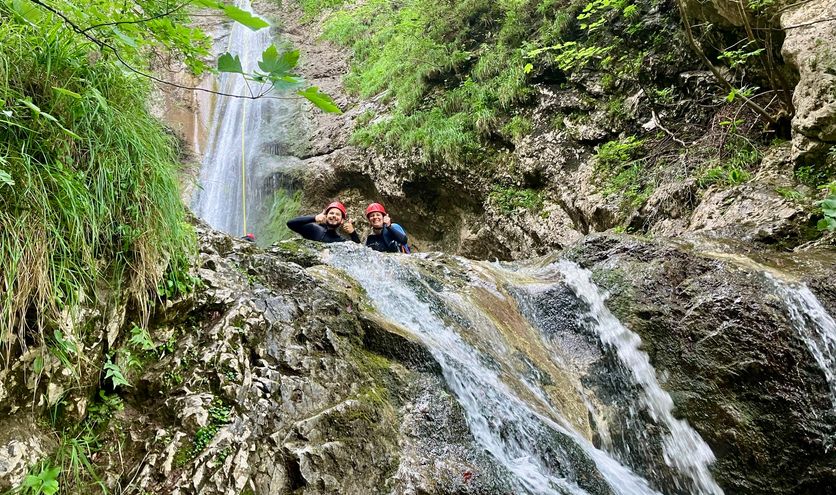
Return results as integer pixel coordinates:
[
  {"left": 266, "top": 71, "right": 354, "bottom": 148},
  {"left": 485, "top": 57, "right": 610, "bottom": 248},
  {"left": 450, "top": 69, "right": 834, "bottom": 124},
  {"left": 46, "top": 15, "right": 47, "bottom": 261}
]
[
  {"left": 192, "top": 0, "right": 305, "bottom": 237},
  {"left": 326, "top": 245, "right": 724, "bottom": 495},
  {"left": 770, "top": 277, "right": 836, "bottom": 411}
]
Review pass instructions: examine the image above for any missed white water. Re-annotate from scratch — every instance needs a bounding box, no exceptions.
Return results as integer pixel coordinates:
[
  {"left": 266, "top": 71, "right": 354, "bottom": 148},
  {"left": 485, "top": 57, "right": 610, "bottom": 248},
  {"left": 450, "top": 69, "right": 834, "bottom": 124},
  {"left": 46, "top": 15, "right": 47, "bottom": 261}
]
[
  {"left": 770, "top": 277, "right": 836, "bottom": 411},
  {"left": 327, "top": 245, "right": 724, "bottom": 494},
  {"left": 552, "top": 261, "right": 723, "bottom": 495},
  {"left": 192, "top": 0, "right": 303, "bottom": 237}
]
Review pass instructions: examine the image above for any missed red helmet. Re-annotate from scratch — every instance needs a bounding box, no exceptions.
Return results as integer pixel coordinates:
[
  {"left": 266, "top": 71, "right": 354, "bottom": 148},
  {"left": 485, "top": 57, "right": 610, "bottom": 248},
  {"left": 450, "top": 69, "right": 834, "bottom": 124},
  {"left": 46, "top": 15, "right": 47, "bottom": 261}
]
[
  {"left": 365, "top": 202, "right": 387, "bottom": 218},
  {"left": 325, "top": 201, "right": 347, "bottom": 218}
]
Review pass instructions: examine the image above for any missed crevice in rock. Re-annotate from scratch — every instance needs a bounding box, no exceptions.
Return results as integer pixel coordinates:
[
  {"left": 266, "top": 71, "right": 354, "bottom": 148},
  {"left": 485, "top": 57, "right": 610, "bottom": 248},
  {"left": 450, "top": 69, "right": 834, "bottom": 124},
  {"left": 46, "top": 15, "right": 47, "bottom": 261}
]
[{"left": 284, "top": 453, "right": 307, "bottom": 490}]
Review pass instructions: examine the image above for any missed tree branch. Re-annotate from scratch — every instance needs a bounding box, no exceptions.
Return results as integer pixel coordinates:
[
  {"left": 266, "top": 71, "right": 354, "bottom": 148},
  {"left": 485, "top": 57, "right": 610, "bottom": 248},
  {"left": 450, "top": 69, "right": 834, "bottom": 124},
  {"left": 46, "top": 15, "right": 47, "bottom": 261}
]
[
  {"left": 80, "top": 1, "right": 191, "bottom": 34},
  {"left": 28, "top": 0, "right": 301, "bottom": 101},
  {"left": 675, "top": 0, "right": 779, "bottom": 126}
]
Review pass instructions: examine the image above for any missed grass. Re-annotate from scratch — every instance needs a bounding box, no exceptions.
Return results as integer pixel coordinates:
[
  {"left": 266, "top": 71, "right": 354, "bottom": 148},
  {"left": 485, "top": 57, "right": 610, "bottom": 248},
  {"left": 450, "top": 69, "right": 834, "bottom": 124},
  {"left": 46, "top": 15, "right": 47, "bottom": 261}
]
[
  {"left": 258, "top": 188, "right": 303, "bottom": 245},
  {"left": 0, "top": 4, "right": 193, "bottom": 362}
]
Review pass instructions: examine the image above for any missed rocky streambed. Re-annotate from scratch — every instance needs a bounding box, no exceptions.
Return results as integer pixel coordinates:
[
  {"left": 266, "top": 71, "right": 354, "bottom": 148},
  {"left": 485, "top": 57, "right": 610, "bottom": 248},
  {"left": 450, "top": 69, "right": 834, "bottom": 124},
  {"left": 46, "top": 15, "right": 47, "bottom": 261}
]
[{"left": 3, "top": 221, "right": 832, "bottom": 494}]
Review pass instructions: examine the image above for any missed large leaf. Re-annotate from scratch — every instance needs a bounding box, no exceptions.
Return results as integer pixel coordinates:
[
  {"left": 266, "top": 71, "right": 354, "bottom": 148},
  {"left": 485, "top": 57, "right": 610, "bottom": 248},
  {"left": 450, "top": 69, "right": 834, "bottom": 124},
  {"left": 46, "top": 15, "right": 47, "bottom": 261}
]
[
  {"left": 217, "top": 53, "right": 244, "bottom": 74},
  {"left": 817, "top": 216, "right": 836, "bottom": 232},
  {"left": 819, "top": 197, "right": 836, "bottom": 213},
  {"left": 258, "top": 45, "right": 299, "bottom": 75},
  {"left": 222, "top": 4, "right": 269, "bottom": 30},
  {"left": 297, "top": 86, "right": 342, "bottom": 114},
  {"left": 193, "top": 0, "right": 223, "bottom": 7}
]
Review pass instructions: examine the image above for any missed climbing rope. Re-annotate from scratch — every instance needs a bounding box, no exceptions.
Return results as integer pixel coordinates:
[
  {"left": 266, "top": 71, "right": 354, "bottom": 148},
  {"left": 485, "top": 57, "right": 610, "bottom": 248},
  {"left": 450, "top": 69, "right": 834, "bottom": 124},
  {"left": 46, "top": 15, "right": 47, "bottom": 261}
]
[{"left": 241, "top": 99, "right": 247, "bottom": 237}]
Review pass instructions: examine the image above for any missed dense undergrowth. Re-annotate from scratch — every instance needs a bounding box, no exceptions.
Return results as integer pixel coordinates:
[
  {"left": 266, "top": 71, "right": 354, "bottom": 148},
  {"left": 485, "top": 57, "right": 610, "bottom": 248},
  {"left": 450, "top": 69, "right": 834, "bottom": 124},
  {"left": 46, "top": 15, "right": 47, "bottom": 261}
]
[
  {"left": 0, "top": 2, "right": 193, "bottom": 353},
  {"left": 303, "top": 0, "right": 684, "bottom": 165},
  {"left": 301, "top": 0, "right": 836, "bottom": 235}
]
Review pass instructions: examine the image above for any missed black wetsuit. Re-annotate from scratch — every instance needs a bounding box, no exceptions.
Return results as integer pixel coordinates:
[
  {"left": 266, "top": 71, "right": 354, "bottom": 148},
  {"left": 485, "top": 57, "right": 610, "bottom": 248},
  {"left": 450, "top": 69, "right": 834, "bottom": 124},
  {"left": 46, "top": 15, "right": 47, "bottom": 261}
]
[
  {"left": 365, "top": 224, "right": 408, "bottom": 253},
  {"left": 286, "top": 216, "right": 361, "bottom": 243}
]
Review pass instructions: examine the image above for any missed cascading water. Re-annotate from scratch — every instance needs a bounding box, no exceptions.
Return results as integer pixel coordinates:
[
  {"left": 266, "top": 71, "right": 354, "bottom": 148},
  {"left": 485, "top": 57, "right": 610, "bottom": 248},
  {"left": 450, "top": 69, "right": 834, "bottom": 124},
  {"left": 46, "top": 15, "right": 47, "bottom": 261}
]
[
  {"left": 326, "top": 245, "right": 724, "bottom": 495},
  {"left": 770, "top": 277, "right": 836, "bottom": 411},
  {"left": 192, "top": 0, "right": 305, "bottom": 236}
]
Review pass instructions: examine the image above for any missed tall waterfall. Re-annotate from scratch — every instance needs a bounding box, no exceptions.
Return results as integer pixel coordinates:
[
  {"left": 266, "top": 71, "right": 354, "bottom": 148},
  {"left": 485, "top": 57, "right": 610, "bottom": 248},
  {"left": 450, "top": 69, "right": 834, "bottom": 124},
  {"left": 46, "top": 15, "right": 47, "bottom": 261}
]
[
  {"left": 326, "top": 245, "right": 725, "bottom": 495},
  {"left": 192, "top": 0, "right": 304, "bottom": 237}
]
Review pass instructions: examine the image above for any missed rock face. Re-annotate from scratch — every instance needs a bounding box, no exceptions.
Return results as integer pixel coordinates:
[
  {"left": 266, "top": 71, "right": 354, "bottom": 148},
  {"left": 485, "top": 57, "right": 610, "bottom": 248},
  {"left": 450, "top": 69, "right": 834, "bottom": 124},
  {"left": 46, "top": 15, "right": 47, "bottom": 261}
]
[
  {"left": 1, "top": 223, "right": 834, "bottom": 493},
  {"left": 781, "top": 0, "right": 836, "bottom": 163},
  {"left": 224, "top": 0, "right": 830, "bottom": 260},
  {"left": 567, "top": 235, "right": 836, "bottom": 494},
  {"left": 85, "top": 224, "right": 513, "bottom": 494}
]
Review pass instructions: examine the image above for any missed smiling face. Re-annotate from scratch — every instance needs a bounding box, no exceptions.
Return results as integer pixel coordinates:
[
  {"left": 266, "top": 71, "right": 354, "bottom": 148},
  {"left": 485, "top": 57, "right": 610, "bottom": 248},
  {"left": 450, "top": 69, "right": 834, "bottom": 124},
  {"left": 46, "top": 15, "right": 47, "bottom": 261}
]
[
  {"left": 368, "top": 211, "right": 384, "bottom": 229},
  {"left": 325, "top": 208, "right": 344, "bottom": 228}
]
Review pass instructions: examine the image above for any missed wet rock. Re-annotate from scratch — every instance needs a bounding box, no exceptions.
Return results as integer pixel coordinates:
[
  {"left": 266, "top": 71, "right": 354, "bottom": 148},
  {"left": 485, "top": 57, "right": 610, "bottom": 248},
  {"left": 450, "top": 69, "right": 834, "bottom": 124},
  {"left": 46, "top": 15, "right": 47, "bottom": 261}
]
[{"left": 568, "top": 234, "right": 836, "bottom": 494}]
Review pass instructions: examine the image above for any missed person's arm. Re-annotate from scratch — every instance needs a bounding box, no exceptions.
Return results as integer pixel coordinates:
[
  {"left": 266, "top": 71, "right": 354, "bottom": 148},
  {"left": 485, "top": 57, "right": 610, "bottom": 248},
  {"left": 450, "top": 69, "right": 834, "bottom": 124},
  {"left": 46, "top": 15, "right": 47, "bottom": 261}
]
[
  {"left": 349, "top": 231, "right": 361, "bottom": 243},
  {"left": 286, "top": 215, "right": 325, "bottom": 241},
  {"left": 385, "top": 224, "right": 408, "bottom": 244}
]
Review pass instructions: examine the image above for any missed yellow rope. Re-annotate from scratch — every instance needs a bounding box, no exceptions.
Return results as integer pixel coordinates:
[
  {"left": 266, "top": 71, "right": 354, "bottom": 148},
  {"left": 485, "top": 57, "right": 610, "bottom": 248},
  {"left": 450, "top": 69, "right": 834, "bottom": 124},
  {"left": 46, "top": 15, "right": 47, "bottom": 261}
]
[{"left": 241, "top": 100, "right": 247, "bottom": 236}]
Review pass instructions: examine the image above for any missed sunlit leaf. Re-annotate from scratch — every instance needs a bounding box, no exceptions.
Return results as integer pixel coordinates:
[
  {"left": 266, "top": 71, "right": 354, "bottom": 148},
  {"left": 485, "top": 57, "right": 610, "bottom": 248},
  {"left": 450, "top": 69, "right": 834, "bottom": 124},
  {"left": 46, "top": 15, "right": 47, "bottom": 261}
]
[
  {"left": 258, "top": 45, "right": 299, "bottom": 75},
  {"left": 218, "top": 52, "right": 244, "bottom": 73},
  {"left": 222, "top": 4, "right": 269, "bottom": 30},
  {"left": 297, "top": 86, "right": 341, "bottom": 114}
]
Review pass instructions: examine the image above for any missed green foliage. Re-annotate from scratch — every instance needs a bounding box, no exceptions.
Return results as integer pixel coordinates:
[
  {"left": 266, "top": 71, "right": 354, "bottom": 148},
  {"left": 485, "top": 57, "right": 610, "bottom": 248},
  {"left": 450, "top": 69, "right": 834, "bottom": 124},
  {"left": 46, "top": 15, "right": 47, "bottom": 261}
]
[
  {"left": 319, "top": 0, "right": 553, "bottom": 164},
  {"left": 697, "top": 164, "right": 751, "bottom": 188},
  {"left": 259, "top": 189, "right": 303, "bottom": 245},
  {"left": 177, "top": 398, "right": 233, "bottom": 465},
  {"left": 502, "top": 116, "right": 533, "bottom": 141},
  {"left": 602, "top": 162, "right": 654, "bottom": 207},
  {"left": 489, "top": 186, "right": 543, "bottom": 213},
  {"left": 129, "top": 324, "right": 156, "bottom": 352},
  {"left": 21, "top": 464, "right": 60, "bottom": 495},
  {"left": 816, "top": 191, "right": 836, "bottom": 232},
  {"left": 104, "top": 358, "right": 131, "bottom": 388},
  {"left": 158, "top": 251, "right": 200, "bottom": 300},
  {"left": 775, "top": 187, "right": 803, "bottom": 201},
  {"left": 87, "top": 390, "right": 124, "bottom": 427},
  {"left": 0, "top": 4, "right": 195, "bottom": 345},
  {"left": 595, "top": 135, "right": 644, "bottom": 168}
]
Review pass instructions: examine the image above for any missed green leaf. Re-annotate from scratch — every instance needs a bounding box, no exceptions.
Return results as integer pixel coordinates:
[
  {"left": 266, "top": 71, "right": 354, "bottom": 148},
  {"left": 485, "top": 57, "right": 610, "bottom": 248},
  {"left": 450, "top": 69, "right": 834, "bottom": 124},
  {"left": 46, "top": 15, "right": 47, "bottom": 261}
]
[
  {"left": 111, "top": 27, "right": 138, "bottom": 48},
  {"left": 297, "top": 86, "right": 342, "bottom": 114},
  {"left": 193, "top": 0, "right": 223, "bottom": 7},
  {"left": 222, "top": 5, "right": 269, "bottom": 30},
  {"left": 0, "top": 169, "right": 13, "bottom": 187},
  {"left": 20, "top": 98, "right": 80, "bottom": 138},
  {"left": 817, "top": 217, "right": 836, "bottom": 231},
  {"left": 217, "top": 52, "right": 244, "bottom": 73},
  {"left": 258, "top": 45, "right": 299, "bottom": 75},
  {"left": 52, "top": 87, "right": 82, "bottom": 99},
  {"left": 267, "top": 74, "right": 304, "bottom": 91},
  {"left": 819, "top": 198, "right": 836, "bottom": 212},
  {"left": 104, "top": 359, "right": 131, "bottom": 388}
]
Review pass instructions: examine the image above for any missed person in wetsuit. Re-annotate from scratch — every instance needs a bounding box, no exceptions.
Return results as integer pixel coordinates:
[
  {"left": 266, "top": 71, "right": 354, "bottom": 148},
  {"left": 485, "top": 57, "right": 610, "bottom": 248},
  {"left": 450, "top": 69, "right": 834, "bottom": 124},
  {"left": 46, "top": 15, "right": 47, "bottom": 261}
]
[
  {"left": 286, "top": 201, "right": 360, "bottom": 243},
  {"left": 364, "top": 202, "right": 408, "bottom": 253}
]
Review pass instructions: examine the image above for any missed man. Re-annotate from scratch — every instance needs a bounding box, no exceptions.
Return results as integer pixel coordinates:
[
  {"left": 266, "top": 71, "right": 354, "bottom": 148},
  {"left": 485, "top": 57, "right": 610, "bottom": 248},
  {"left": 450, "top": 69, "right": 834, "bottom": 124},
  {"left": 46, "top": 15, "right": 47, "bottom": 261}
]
[
  {"left": 287, "top": 201, "right": 360, "bottom": 243},
  {"left": 364, "top": 202, "right": 409, "bottom": 253}
]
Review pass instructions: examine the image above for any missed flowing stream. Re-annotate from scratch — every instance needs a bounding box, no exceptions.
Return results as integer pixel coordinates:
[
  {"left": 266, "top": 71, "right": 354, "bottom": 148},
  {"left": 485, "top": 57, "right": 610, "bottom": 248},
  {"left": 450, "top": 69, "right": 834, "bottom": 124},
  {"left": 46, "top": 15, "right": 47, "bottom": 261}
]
[{"left": 326, "top": 245, "right": 726, "bottom": 495}]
